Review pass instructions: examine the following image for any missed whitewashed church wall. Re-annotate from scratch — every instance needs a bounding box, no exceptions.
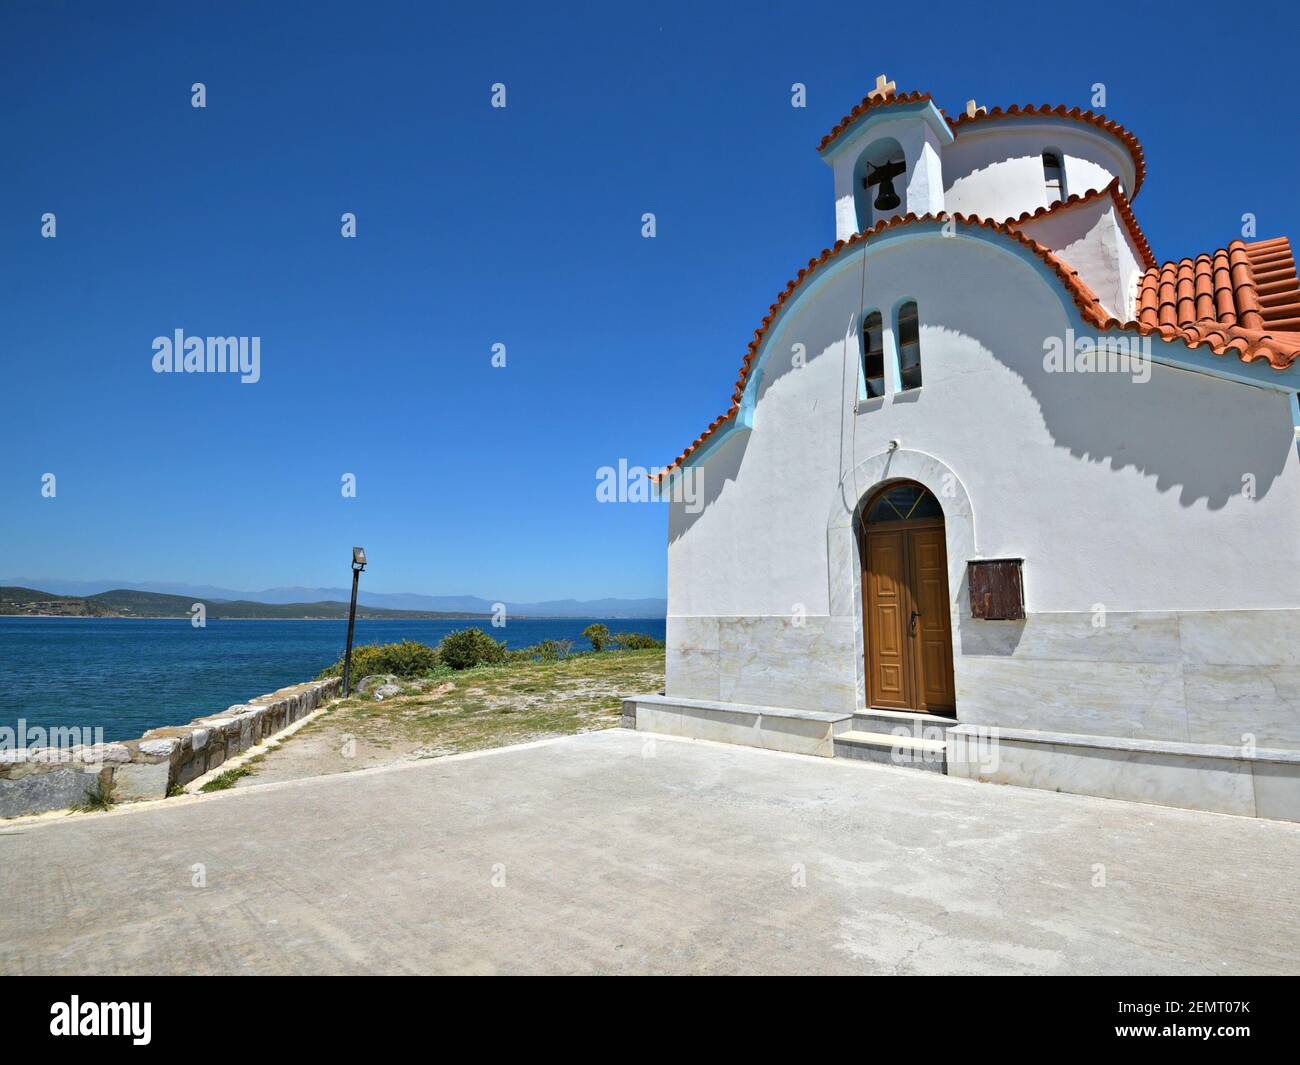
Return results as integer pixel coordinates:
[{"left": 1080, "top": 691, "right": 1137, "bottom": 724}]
[
  {"left": 665, "top": 231, "right": 1300, "bottom": 732},
  {"left": 1016, "top": 198, "right": 1134, "bottom": 320}
]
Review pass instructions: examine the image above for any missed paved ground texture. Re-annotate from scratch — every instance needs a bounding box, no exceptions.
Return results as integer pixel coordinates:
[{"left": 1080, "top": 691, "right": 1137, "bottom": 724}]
[{"left": 2, "top": 729, "right": 1298, "bottom": 975}]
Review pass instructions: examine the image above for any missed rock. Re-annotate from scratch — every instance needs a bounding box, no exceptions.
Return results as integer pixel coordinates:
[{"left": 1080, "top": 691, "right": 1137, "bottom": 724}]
[
  {"left": 138, "top": 739, "right": 179, "bottom": 759},
  {"left": 373, "top": 684, "right": 402, "bottom": 701},
  {"left": 114, "top": 760, "right": 171, "bottom": 801},
  {"left": 357, "top": 674, "right": 397, "bottom": 695},
  {"left": 73, "top": 743, "right": 131, "bottom": 766},
  {"left": 0, "top": 766, "right": 99, "bottom": 818}
]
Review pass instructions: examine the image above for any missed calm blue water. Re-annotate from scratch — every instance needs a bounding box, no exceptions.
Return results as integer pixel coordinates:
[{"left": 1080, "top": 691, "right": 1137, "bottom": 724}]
[{"left": 0, "top": 617, "right": 664, "bottom": 743}]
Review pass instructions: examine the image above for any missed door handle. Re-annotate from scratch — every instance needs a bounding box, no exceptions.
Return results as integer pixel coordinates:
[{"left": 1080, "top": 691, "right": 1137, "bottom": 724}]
[{"left": 909, "top": 610, "right": 920, "bottom": 636}]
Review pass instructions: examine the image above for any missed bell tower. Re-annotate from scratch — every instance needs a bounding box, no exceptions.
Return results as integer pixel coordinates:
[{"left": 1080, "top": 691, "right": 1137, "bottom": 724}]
[{"left": 819, "top": 76, "right": 951, "bottom": 242}]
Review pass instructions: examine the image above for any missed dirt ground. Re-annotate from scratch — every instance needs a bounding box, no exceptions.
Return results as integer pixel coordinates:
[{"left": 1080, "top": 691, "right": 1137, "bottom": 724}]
[{"left": 232, "top": 648, "right": 664, "bottom": 788}]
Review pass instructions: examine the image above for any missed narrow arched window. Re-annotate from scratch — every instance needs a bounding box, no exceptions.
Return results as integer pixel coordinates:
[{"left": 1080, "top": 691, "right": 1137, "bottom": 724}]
[
  {"left": 1042, "top": 151, "right": 1065, "bottom": 203},
  {"left": 897, "top": 301, "right": 921, "bottom": 391},
  {"left": 862, "top": 311, "right": 884, "bottom": 398}
]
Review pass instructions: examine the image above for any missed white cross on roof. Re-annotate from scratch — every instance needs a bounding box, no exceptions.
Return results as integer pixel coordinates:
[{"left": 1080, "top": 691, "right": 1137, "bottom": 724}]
[{"left": 867, "top": 74, "right": 896, "bottom": 101}]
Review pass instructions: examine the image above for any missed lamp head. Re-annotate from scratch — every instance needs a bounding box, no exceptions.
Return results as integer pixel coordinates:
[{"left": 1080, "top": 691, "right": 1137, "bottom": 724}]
[{"left": 352, "top": 546, "right": 367, "bottom": 570}]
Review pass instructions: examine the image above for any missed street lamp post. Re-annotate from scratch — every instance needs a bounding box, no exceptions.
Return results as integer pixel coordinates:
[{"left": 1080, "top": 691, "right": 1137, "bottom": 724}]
[{"left": 342, "top": 546, "right": 367, "bottom": 697}]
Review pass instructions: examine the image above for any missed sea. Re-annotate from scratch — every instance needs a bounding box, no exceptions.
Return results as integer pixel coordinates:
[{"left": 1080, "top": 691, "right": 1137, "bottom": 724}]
[{"left": 0, "top": 616, "right": 665, "bottom": 744}]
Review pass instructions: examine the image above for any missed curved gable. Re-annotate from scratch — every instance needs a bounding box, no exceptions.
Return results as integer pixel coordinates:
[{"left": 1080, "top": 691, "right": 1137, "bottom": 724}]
[
  {"left": 661, "top": 213, "right": 1108, "bottom": 477},
  {"left": 661, "top": 206, "right": 1299, "bottom": 478}
]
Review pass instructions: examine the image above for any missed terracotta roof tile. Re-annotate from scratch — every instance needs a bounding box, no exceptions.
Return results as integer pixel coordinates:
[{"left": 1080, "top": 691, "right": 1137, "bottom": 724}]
[
  {"left": 661, "top": 212, "right": 1298, "bottom": 479},
  {"left": 816, "top": 90, "right": 934, "bottom": 152},
  {"left": 1138, "top": 236, "right": 1300, "bottom": 336}
]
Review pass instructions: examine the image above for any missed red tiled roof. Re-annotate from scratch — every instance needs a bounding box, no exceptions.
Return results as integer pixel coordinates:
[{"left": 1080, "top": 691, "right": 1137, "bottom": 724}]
[
  {"left": 1138, "top": 236, "right": 1300, "bottom": 334},
  {"left": 947, "top": 104, "right": 1146, "bottom": 197},
  {"left": 1134, "top": 235, "right": 1300, "bottom": 372},
  {"left": 660, "top": 211, "right": 1298, "bottom": 479},
  {"left": 816, "top": 90, "right": 934, "bottom": 152},
  {"left": 817, "top": 94, "right": 1146, "bottom": 197}
]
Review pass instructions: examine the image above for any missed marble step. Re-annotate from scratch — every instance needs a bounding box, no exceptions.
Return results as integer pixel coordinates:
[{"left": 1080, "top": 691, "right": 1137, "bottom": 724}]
[
  {"left": 852, "top": 708, "right": 958, "bottom": 735},
  {"left": 833, "top": 729, "right": 947, "bottom": 773}
]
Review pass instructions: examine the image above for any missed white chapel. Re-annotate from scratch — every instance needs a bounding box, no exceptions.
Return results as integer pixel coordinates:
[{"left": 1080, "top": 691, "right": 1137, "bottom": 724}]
[{"left": 628, "top": 77, "right": 1300, "bottom": 821}]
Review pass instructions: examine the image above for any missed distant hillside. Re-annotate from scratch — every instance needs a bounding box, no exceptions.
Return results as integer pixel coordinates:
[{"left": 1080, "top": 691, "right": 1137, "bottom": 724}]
[
  {"left": 0, "top": 577, "right": 667, "bottom": 618},
  {"left": 0, "top": 587, "right": 490, "bottom": 621}
]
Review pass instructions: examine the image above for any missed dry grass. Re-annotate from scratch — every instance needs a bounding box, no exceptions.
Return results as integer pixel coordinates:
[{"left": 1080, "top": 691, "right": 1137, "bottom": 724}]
[{"left": 282, "top": 648, "right": 663, "bottom": 763}]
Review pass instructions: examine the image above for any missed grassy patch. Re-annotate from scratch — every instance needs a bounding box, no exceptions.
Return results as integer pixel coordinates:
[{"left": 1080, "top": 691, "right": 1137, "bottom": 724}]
[
  {"left": 199, "top": 754, "right": 265, "bottom": 792},
  {"left": 200, "top": 766, "right": 250, "bottom": 791},
  {"left": 310, "top": 647, "right": 662, "bottom": 760}
]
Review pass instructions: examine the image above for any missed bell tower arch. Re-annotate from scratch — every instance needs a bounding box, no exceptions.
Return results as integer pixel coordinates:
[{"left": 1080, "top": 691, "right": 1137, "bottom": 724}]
[{"left": 821, "top": 76, "right": 952, "bottom": 242}]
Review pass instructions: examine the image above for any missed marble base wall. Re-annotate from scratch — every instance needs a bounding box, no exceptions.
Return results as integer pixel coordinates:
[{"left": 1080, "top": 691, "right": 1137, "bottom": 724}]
[
  {"left": 667, "top": 615, "right": 859, "bottom": 714},
  {"left": 670, "top": 609, "right": 1300, "bottom": 752},
  {"left": 947, "top": 725, "right": 1300, "bottom": 822},
  {"left": 956, "top": 609, "right": 1300, "bottom": 750}
]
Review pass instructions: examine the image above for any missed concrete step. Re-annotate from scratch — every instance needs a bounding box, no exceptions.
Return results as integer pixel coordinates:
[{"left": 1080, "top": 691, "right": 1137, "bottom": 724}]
[
  {"left": 852, "top": 708, "right": 958, "bottom": 735},
  {"left": 833, "top": 729, "right": 947, "bottom": 773},
  {"left": 624, "top": 694, "right": 853, "bottom": 758}
]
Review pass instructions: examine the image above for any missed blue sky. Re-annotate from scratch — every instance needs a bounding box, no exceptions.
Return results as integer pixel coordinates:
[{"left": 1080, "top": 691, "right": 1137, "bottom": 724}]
[{"left": 2, "top": 0, "right": 1296, "bottom": 601}]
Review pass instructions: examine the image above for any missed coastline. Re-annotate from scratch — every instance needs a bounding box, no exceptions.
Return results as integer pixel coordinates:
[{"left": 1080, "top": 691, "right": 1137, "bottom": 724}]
[
  {"left": 1, "top": 614, "right": 663, "bottom": 621},
  {"left": 2, "top": 614, "right": 495, "bottom": 621},
  {"left": 0, "top": 616, "right": 669, "bottom": 747}
]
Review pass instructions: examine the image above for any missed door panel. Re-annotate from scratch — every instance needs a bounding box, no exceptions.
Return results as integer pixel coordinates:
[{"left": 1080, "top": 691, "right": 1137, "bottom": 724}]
[
  {"left": 865, "top": 528, "right": 911, "bottom": 709},
  {"left": 864, "top": 520, "right": 955, "bottom": 714},
  {"left": 907, "top": 528, "right": 956, "bottom": 712}
]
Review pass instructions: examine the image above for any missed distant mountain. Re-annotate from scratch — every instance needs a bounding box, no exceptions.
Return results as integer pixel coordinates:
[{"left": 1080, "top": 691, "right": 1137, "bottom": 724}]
[
  {"left": 0, "top": 587, "right": 491, "bottom": 621},
  {"left": 0, "top": 578, "right": 667, "bottom": 618},
  {"left": 0, "top": 577, "right": 252, "bottom": 601}
]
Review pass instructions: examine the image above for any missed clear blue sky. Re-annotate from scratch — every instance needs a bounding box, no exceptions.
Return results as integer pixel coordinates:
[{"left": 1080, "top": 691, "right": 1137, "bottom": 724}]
[{"left": 3, "top": 0, "right": 1296, "bottom": 600}]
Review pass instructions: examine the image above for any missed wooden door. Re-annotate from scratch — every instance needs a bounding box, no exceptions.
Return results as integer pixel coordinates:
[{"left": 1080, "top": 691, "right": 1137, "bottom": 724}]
[
  {"left": 864, "top": 527, "right": 912, "bottom": 709},
  {"left": 864, "top": 522, "right": 955, "bottom": 713}
]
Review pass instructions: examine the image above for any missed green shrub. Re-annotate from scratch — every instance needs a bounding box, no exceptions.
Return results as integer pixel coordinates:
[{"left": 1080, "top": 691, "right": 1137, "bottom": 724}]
[
  {"left": 438, "top": 627, "right": 507, "bottom": 670},
  {"left": 316, "top": 640, "right": 442, "bottom": 680},
  {"left": 534, "top": 638, "right": 575, "bottom": 661},
  {"left": 612, "top": 632, "right": 663, "bottom": 650},
  {"left": 582, "top": 623, "right": 611, "bottom": 652}
]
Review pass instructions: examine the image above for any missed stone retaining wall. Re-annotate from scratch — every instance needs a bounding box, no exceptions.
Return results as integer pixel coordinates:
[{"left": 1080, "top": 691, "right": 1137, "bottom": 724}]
[{"left": 0, "top": 677, "right": 341, "bottom": 818}]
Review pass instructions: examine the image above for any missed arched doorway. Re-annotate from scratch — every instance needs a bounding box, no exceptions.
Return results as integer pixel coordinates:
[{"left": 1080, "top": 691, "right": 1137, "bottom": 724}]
[{"left": 859, "top": 481, "right": 956, "bottom": 714}]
